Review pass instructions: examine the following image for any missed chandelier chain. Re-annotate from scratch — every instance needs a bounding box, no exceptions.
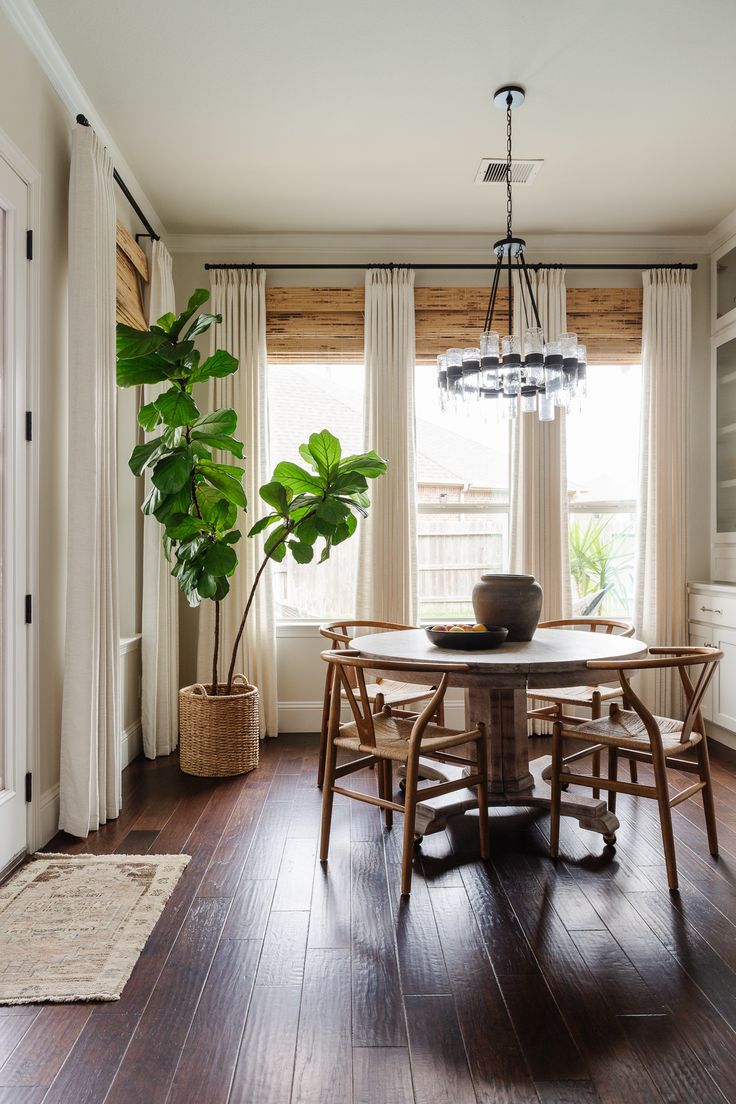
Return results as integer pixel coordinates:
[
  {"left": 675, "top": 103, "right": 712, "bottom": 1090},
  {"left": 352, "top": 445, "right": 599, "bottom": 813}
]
[{"left": 506, "top": 95, "right": 513, "bottom": 240}]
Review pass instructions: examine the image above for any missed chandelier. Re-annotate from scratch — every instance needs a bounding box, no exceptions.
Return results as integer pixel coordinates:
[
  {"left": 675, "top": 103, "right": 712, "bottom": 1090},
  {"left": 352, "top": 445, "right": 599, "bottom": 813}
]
[{"left": 437, "top": 86, "right": 586, "bottom": 423}]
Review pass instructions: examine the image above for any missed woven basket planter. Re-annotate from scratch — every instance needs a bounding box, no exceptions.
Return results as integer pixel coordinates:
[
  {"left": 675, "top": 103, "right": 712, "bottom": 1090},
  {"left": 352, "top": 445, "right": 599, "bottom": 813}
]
[{"left": 179, "top": 674, "right": 260, "bottom": 777}]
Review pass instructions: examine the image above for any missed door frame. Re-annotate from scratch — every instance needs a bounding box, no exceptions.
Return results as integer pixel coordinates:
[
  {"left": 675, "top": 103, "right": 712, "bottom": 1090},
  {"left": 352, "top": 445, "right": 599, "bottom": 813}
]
[{"left": 0, "top": 127, "right": 40, "bottom": 858}]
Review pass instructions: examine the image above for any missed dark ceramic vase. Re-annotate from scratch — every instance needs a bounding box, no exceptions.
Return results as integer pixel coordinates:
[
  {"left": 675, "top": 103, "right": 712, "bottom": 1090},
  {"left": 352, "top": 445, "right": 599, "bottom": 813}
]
[{"left": 471, "top": 573, "right": 543, "bottom": 642}]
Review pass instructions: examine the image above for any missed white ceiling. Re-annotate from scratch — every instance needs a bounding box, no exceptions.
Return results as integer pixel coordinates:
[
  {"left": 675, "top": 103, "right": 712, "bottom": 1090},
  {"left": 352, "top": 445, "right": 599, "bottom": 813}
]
[{"left": 35, "top": 0, "right": 736, "bottom": 236}]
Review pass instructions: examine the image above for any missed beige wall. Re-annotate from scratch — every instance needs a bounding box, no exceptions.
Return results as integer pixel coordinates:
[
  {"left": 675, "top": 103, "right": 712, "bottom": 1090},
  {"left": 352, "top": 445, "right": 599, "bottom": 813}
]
[
  {"left": 0, "top": 10, "right": 71, "bottom": 794},
  {"left": 173, "top": 245, "right": 711, "bottom": 727}
]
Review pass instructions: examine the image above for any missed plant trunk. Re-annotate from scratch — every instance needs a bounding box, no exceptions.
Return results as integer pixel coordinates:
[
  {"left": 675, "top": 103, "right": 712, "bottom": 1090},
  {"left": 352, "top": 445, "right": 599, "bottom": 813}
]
[
  {"left": 211, "top": 600, "right": 220, "bottom": 694},
  {"left": 224, "top": 554, "right": 271, "bottom": 695}
]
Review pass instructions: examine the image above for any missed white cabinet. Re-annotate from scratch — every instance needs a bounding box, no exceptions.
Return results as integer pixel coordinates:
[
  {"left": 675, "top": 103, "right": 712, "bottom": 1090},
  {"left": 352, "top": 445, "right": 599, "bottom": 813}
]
[{"left": 688, "top": 582, "right": 736, "bottom": 739}]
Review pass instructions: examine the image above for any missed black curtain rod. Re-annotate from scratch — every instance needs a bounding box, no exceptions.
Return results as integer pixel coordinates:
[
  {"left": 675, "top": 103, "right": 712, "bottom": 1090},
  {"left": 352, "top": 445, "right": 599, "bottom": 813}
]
[
  {"left": 76, "top": 115, "right": 160, "bottom": 242},
  {"left": 204, "top": 261, "right": 697, "bottom": 272}
]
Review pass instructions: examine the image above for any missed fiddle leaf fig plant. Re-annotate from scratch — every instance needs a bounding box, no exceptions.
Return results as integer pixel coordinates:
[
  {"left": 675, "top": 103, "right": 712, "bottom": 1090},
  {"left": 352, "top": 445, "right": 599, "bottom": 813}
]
[{"left": 117, "top": 288, "right": 387, "bottom": 697}]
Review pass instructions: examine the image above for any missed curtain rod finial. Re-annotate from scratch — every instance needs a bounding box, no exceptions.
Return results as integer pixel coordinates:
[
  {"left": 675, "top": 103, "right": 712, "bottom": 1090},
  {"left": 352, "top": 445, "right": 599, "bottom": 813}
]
[{"left": 76, "top": 114, "right": 90, "bottom": 127}]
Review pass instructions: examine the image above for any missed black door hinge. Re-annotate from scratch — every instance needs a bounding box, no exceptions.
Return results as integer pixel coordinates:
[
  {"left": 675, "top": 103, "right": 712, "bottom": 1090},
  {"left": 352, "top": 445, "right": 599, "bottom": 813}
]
[
  {"left": 24, "top": 594, "right": 32, "bottom": 624},
  {"left": 26, "top": 230, "right": 33, "bottom": 260},
  {"left": 25, "top": 772, "right": 32, "bottom": 803},
  {"left": 25, "top": 411, "right": 32, "bottom": 441}
]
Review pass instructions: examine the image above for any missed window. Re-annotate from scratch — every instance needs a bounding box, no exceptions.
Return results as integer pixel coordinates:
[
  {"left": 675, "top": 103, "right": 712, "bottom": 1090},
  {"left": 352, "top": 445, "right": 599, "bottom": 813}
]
[
  {"left": 268, "top": 363, "right": 364, "bottom": 619},
  {"left": 415, "top": 364, "right": 510, "bottom": 621},
  {"left": 566, "top": 364, "right": 641, "bottom": 619}
]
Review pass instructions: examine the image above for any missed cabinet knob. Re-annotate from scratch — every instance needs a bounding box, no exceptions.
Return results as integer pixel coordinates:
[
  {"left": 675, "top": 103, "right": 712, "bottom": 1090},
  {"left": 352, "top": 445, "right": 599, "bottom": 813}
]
[{"left": 700, "top": 606, "right": 723, "bottom": 614}]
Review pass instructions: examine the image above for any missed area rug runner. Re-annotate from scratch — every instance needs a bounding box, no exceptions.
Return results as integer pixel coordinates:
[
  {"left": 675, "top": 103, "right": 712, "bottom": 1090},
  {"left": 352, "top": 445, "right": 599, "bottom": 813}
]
[{"left": 0, "top": 852, "right": 190, "bottom": 1004}]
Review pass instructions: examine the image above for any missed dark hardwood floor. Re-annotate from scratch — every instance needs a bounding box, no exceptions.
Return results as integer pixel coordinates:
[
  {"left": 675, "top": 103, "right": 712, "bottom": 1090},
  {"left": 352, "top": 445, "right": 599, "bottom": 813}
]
[{"left": 3, "top": 734, "right": 736, "bottom": 1103}]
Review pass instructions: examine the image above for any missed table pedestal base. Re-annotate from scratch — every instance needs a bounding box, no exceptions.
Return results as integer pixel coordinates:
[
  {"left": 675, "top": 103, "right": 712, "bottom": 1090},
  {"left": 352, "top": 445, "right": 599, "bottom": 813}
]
[{"left": 411, "top": 756, "right": 619, "bottom": 840}]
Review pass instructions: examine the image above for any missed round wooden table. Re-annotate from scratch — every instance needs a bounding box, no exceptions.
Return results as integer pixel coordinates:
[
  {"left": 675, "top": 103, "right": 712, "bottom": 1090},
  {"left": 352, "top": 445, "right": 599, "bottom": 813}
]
[{"left": 351, "top": 627, "right": 648, "bottom": 840}]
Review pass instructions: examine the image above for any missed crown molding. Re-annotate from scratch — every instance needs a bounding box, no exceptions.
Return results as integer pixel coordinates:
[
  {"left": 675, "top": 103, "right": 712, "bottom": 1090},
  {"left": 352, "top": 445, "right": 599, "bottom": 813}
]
[
  {"left": 706, "top": 207, "right": 736, "bottom": 254},
  {"left": 0, "top": 0, "right": 167, "bottom": 238},
  {"left": 168, "top": 230, "right": 708, "bottom": 261}
]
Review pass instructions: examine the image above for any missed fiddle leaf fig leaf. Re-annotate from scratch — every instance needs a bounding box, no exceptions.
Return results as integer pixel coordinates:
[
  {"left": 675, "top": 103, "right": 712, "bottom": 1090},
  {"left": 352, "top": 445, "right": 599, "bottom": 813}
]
[
  {"left": 191, "top": 431, "right": 244, "bottom": 458},
  {"left": 137, "top": 402, "right": 162, "bottom": 432},
  {"left": 197, "top": 485, "right": 237, "bottom": 532},
  {"left": 289, "top": 540, "right": 314, "bottom": 564},
  {"left": 338, "top": 451, "right": 387, "bottom": 478},
  {"left": 194, "top": 409, "right": 238, "bottom": 435},
  {"left": 117, "top": 356, "right": 170, "bottom": 388},
  {"left": 259, "top": 481, "right": 291, "bottom": 515},
  {"left": 272, "top": 461, "right": 323, "bottom": 496},
  {"left": 203, "top": 541, "right": 238, "bottom": 577},
  {"left": 306, "top": 429, "right": 341, "bottom": 480},
  {"left": 198, "top": 462, "right": 246, "bottom": 508},
  {"left": 116, "top": 325, "right": 168, "bottom": 360},
  {"left": 156, "top": 311, "right": 176, "bottom": 333},
  {"left": 154, "top": 387, "right": 200, "bottom": 427},
  {"left": 152, "top": 450, "right": 193, "bottom": 494},
  {"left": 129, "top": 436, "right": 164, "bottom": 476},
  {"left": 189, "top": 349, "right": 238, "bottom": 384}
]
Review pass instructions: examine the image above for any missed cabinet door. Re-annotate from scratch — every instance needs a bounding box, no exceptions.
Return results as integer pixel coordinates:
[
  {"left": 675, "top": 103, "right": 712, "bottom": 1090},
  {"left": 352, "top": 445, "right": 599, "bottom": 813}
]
[
  {"left": 713, "top": 626, "right": 736, "bottom": 731},
  {"left": 689, "top": 629, "right": 715, "bottom": 722}
]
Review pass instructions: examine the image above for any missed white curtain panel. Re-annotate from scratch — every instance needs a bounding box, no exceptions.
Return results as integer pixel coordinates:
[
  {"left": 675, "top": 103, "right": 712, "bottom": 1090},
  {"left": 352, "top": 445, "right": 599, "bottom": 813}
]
[
  {"left": 59, "top": 125, "right": 121, "bottom": 837},
  {"left": 356, "top": 268, "right": 418, "bottom": 625},
  {"left": 140, "top": 241, "right": 179, "bottom": 758},
  {"left": 196, "top": 269, "right": 278, "bottom": 737},
  {"left": 635, "top": 269, "right": 691, "bottom": 717},
  {"left": 509, "top": 268, "right": 572, "bottom": 621}
]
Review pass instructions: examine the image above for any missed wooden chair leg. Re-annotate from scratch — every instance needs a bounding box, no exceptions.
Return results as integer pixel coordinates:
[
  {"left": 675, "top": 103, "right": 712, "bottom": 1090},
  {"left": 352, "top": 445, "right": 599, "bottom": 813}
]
[
  {"left": 697, "top": 737, "right": 719, "bottom": 857},
  {"left": 317, "top": 667, "right": 334, "bottom": 789},
  {"left": 607, "top": 746, "right": 618, "bottom": 815},
  {"left": 401, "top": 750, "right": 420, "bottom": 896},
  {"left": 591, "top": 691, "right": 602, "bottom": 799},
  {"left": 651, "top": 747, "right": 678, "bottom": 892},
  {"left": 383, "top": 760, "right": 394, "bottom": 830},
  {"left": 549, "top": 720, "right": 563, "bottom": 859},
  {"left": 319, "top": 734, "right": 339, "bottom": 863},
  {"left": 475, "top": 726, "right": 489, "bottom": 860},
  {"left": 435, "top": 698, "right": 445, "bottom": 726}
]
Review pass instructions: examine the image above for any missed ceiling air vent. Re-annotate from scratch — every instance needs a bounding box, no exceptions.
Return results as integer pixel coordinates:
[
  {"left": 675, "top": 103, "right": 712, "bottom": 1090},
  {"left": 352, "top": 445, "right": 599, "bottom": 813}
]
[{"left": 475, "top": 158, "right": 542, "bottom": 185}]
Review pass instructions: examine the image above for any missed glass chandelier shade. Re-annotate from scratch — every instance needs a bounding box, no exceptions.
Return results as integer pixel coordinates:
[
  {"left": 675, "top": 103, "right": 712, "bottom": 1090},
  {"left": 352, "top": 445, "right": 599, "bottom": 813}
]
[{"left": 437, "top": 86, "right": 587, "bottom": 423}]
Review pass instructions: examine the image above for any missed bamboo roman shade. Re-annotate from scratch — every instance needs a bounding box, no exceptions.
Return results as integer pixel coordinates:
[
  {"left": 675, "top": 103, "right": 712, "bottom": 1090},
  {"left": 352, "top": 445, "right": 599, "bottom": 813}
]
[
  {"left": 265, "top": 285, "right": 643, "bottom": 365},
  {"left": 116, "top": 221, "right": 149, "bottom": 330}
]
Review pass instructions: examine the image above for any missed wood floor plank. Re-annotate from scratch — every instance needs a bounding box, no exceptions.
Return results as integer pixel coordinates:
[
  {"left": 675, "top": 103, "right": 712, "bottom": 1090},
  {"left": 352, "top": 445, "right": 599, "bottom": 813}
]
[
  {"left": 240, "top": 801, "right": 293, "bottom": 880},
  {"left": 221, "top": 878, "right": 276, "bottom": 941},
  {"left": 114, "top": 829, "right": 160, "bottom": 855},
  {"left": 497, "top": 974, "right": 588, "bottom": 1084},
  {"left": 291, "top": 949, "right": 352, "bottom": 1104},
  {"left": 272, "top": 838, "right": 317, "bottom": 911},
  {"left": 308, "top": 806, "right": 351, "bottom": 950},
  {"left": 460, "top": 859, "right": 540, "bottom": 976},
  {"left": 535, "top": 1083, "right": 603, "bottom": 1104},
  {"left": 352, "top": 1048, "right": 414, "bottom": 1104},
  {"left": 384, "top": 830, "right": 450, "bottom": 996},
  {"left": 255, "top": 911, "right": 309, "bottom": 987},
  {"left": 0, "top": 1007, "right": 90, "bottom": 1087},
  {"left": 453, "top": 987, "right": 539, "bottom": 1104},
  {"left": 0, "top": 1021, "right": 37, "bottom": 1074},
  {"left": 404, "top": 994, "right": 477, "bottom": 1104},
  {"left": 619, "top": 1013, "right": 728, "bottom": 1103},
  {"left": 351, "top": 841, "right": 405, "bottom": 1046},
  {"left": 228, "top": 985, "right": 302, "bottom": 1104},
  {"left": 41, "top": 1013, "right": 139, "bottom": 1104},
  {"left": 166, "top": 938, "right": 261, "bottom": 1104},
  {"left": 0, "top": 1088, "right": 47, "bottom": 1103},
  {"left": 104, "top": 896, "right": 230, "bottom": 1104}
]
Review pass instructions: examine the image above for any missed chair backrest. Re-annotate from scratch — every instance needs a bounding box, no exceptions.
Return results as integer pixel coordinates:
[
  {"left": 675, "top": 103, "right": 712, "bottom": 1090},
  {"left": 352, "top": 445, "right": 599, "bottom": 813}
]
[
  {"left": 321, "top": 649, "right": 464, "bottom": 749},
  {"left": 540, "top": 617, "right": 636, "bottom": 638},
  {"left": 319, "top": 620, "right": 415, "bottom": 688},
  {"left": 587, "top": 646, "right": 722, "bottom": 747}
]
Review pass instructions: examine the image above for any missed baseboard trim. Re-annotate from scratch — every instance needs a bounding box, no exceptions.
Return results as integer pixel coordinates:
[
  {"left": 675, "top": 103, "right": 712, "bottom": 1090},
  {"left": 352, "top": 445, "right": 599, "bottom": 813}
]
[
  {"left": 277, "top": 699, "right": 465, "bottom": 733},
  {"left": 121, "top": 720, "right": 143, "bottom": 769},
  {"left": 39, "top": 783, "right": 60, "bottom": 848}
]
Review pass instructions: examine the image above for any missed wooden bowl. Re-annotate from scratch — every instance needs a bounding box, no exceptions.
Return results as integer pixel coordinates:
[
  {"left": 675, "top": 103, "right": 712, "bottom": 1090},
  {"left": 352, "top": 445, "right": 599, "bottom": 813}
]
[{"left": 425, "top": 625, "right": 509, "bottom": 650}]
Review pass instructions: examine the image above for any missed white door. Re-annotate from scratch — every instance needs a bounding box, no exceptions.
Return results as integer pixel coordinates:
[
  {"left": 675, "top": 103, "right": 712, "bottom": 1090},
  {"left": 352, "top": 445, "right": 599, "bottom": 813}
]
[{"left": 0, "top": 155, "right": 30, "bottom": 872}]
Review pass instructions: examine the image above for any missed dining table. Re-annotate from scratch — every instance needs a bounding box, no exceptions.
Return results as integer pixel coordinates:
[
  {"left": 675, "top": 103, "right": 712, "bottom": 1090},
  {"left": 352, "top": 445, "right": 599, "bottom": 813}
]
[{"left": 350, "top": 626, "right": 648, "bottom": 840}]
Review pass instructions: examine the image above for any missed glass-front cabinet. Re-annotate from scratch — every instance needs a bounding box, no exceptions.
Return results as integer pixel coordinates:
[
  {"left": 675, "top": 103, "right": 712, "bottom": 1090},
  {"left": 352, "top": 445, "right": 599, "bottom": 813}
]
[{"left": 715, "top": 331, "right": 736, "bottom": 535}]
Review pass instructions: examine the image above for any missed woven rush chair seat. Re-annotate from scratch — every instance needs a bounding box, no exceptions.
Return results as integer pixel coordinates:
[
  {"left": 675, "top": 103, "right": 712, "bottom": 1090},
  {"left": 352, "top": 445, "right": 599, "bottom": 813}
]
[
  {"left": 568, "top": 709, "right": 703, "bottom": 755},
  {"left": 527, "top": 683, "right": 622, "bottom": 708},
  {"left": 356, "top": 679, "right": 433, "bottom": 709},
  {"left": 333, "top": 713, "right": 479, "bottom": 762}
]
